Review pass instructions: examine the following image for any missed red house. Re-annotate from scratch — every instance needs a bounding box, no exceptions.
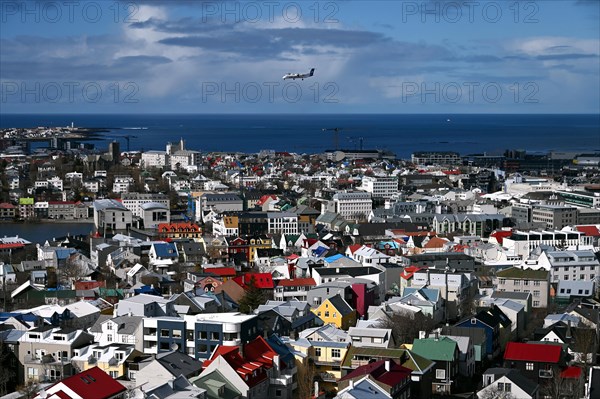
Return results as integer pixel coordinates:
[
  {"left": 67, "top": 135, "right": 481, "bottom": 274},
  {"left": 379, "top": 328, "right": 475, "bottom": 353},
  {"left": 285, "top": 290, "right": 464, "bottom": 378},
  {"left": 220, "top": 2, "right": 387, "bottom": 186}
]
[
  {"left": 34, "top": 366, "right": 126, "bottom": 399},
  {"left": 503, "top": 342, "right": 567, "bottom": 383}
]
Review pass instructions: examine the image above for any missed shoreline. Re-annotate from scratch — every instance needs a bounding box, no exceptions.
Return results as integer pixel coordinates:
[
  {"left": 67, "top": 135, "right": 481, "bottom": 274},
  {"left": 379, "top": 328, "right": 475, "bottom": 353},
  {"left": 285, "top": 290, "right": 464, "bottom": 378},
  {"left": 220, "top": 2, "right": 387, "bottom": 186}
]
[{"left": 0, "top": 219, "right": 94, "bottom": 224}]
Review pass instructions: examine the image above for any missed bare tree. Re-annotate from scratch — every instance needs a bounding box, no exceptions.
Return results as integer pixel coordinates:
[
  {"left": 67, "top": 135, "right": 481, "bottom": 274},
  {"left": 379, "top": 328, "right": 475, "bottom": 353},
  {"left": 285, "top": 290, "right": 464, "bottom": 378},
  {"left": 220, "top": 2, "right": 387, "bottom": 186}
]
[
  {"left": 0, "top": 339, "right": 16, "bottom": 396},
  {"left": 543, "top": 367, "right": 585, "bottom": 399},
  {"left": 60, "top": 253, "right": 86, "bottom": 289},
  {"left": 295, "top": 358, "right": 316, "bottom": 399},
  {"left": 18, "top": 379, "right": 40, "bottom": 399},
  {"left": 478, "top": 384, "right": 516, "bottom": 399},
  {"left": 572, "top": 328, "right": 597, "bottom": 366},
  {"left": 377, "top": 310, "right": 435, "bottom": 347}
]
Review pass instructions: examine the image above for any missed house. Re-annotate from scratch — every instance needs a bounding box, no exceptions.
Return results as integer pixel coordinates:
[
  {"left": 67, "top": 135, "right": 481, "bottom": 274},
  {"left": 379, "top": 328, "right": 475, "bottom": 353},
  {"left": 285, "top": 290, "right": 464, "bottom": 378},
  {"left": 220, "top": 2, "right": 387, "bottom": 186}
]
[
  {"left": 412, "top": 335, "right": 459, "bottom": 394},
  {"left": 439, "top": 334, "right": 475, "bottom": 377},
  {"left": 479, "top": 297, "right": 526, "bottom": 339},
  {"left": 494, "top": 267, "right": 550, "bottom": 308},
  {"left": 93, "top": 199, "right": 132, "bottom": 231},
  {"left": 142, "top": 375, "right": 207, "bottom": 399},
  {"left": 89, "top": 314, "right": 143, "bottom": 350},
  {"left": 335, "top": 375, "right": 393, "bottom": 398},
  {"left": 441, "top": 325, "right": 488, "bottom": 370},
  {"left": 455, "top": 305, "right": 511, "bottom": 359},
  {"left": 346, "top": 326, "right": 395, "bottom": 348},
  {"left": 33, "top": 366, "right": 127, "bottom": 399},
  {"left": 255, "top": 300, "right": 323, "bottom": 338},
  {"left": 478, "top": 368, "right": 539, "bottom": 399},
  {"left": 337, "top": 359, "right": 412, "bottom": 399},
  {"left": 503, "top": 342, "right": 567, "bottom": 384},
  {"left": 71, "top": 343, "right": 140, "bottom": 379},
  {"left": 190, "top": 368, "right": 243, "bottom": 399},
  {"left": 290, "top": 337, "right": 350, "bottom": 392},
  {"left": 134, "top": 350, "right": 203, "bottom": 389},
  {"left": 312, "top": 294, "right": 357, "bottom": 330},
  {"left": 18, "top": 326, "right": 95, "bottom": 384},
  {"left": 148, "top": 242, "right": 179, "bottom": 271},
  {"left": 274, "top": 277, "right": 316, "bottom": 301},
  {"left": 199, "top": 345, "right": 270, "bottom": 399}
]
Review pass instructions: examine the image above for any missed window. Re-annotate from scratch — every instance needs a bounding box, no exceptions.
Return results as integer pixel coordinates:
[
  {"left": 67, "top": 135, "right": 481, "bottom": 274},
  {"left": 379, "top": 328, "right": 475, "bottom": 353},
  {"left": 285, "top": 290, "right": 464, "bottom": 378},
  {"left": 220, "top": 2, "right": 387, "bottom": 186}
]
[
  {"left": 107, "top": 323, "right": 112, "bottom": 330},
  {"left": 526, "top": 362, "right": 534, "bottom": 370},
  {"left": 332, "top": 349, "right": 341, "bottom": 358},
  {"left": 161, "top": 329, "right": 170, "bottom": 337},
  {"left": 200, "top": 331, "right": 207, "bottom": 339},
  {"left": 109, "top": 371, "right": 118, "bottom": 378},
  {"left": 436, "top": 369, "right": 446, "bottom": 379},
  {"left": 324, "top": 311, "right": 330, "bottom": 317},
  {"left": 534, "top": 301, "right": 540, "bottom": 307},
  {"left": 533, "top": 290, "right": 540, "bottom": 297},
  {"left": 276, "top": 389, "right": 282, "bottom": 397},
  {"left": 107, "top": 334, "right": 113, "bottom": 342},
  {"left": 172, "top": 330, "right": 182, "bottom": 339},
  {"left": 505, "top": 383, "right": 512, "bottom": 392},
  {"left": 160, "top": 342, "right": 170, "bottom": 350},
  {"left": 315, "top": 348, "right": 321, "bottom": 356},
  {"left": 115, "top": 352, "right": 124, "bottom": 361},
  {"left": 498, "top": 383, "right": 504, "bottom": 391},
  {"left": 534, "top": 280, "right": 541, "bottom": 286}
]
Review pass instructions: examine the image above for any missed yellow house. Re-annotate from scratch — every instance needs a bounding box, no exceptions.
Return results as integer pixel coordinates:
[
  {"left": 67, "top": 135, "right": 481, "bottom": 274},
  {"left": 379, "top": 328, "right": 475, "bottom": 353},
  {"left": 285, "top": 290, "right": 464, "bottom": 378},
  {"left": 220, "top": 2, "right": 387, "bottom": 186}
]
[
  {"left": 290, "top": 332, "right": 350, "bottom": 392},
  {"left": 312, "top": 294, "right": 357, "bottom": 330}
]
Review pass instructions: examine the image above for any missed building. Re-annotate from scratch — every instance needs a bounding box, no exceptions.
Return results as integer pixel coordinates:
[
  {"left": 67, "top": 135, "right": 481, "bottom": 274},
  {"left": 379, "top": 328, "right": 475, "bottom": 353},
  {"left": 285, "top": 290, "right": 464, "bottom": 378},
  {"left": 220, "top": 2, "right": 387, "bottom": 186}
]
[
  {"left": 531, "top": 204, "right": 578, "bottom": 229},
  {"left": 93, "top": 199, "right": 133, "bottom": 231},
  {"left": 267, "top": 212, "right": 299, "bottom": 235},
  {"left": 412, "top": 336, "right": 459, "bottom": 394},
  {"left": 18, "top": 326, "right": 95, "bottom": 383},
  {"left": 412, "top": 151, "right": 461, "bottom": 165},
  {"left": 433, "top": 214, "right": 506, "bottom": 237},
  {"left": 544, "top": 250, "right": 600, "bottom": 289},
  {"left": 331, "top": 191, "right": 373, "bottom": 221},
  {"left": 121, "top": 192, "right": 170, "bottom": 218},
  {"left": 494, "top": 267, "right": 550, "bottom": 308},
  {"left": 312, "top": 294, "right": 357, "bottom": 330},
  {"left": 503, "top": 342, "right": 567, "bottom": 384},
  {"left": 139, "top": 202, "right": 170, "bottom": 229},
  {"left": 359, "top": 176, "right": 399, "bottom": 199},
  {"left": 556, "top": 190, "right": 600, "bottom": 208},
  {"left": 141, "top": 150, "right": 168, "bottom": 169}
]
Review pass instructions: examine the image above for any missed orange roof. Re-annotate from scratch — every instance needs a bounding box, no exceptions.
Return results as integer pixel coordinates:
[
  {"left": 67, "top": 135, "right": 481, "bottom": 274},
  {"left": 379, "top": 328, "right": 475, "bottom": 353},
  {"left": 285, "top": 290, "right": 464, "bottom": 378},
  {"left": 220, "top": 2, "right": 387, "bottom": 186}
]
[
  {"left": 400, "top": 266, "right": 426, "bottom": 280},
  {"left": 423, "top": 237, "right": 448, "bottom": 248}
]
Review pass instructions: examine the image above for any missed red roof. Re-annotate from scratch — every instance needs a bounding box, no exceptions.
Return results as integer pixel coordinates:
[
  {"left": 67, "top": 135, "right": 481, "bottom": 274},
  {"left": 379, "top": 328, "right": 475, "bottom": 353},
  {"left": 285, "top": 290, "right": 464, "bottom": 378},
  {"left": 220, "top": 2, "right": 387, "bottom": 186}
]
[
  {"left": 576, "top": 225, "right": 600, "bottom": 237},
  {"left": 234, "top": 273, "right": 274, "bottom": 289},
  {"left": 0, "top": 243, "right": 25, "bottom": 249},
  {"left": 400, "top": 266, "right": 426, "bottom": 280},
  {"left": 347, "top": 244, "right": 362, "bottom": 254},
  {"left": 504, "top": 342, "right": 562, "bottom": 363},
  {"left": 276, "top": 278, "right": 316, "bottom": 287},
  {"left": 42, "top": 367, "right": 126, "bottom": 399},
  {"left": 490, "top": 229, "right": 513, "bottom": 245},
  {"left": 286, "top": 254, "right": 300, "bottom": 260},
  {"left": 560, "top": 366, "right": 582, "bottom": 379},
  {"left": 244, "top": 336, "right": 277, "bottom": 369},
  {"left": 0, "top": 203, "right": 15, "bottom": 209},
  {"left": 339, "top": 359, "right": 412, "bottom": 387},
  {"left": 204, "top": 343, "right": 269, "bottom": 387}
]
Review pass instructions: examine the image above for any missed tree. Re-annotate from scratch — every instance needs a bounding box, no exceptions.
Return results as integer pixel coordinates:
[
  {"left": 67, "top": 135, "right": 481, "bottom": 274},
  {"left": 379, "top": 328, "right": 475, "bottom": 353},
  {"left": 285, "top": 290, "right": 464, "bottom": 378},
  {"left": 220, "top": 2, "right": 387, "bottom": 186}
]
[
  {"left": 377, "top": 310, "right": 435, "bottom": 347},
  {"left": 477, "top": 384, "right": 516, "bottom": 399},
  {"left": 572, "top": 327, "right": 597, "bottom": 366},
  {"left": 295, "top": 358, "right": 316, "bottom": 399},
  {"left": 0, "top": 340, "right": 17, "bottom": 396},
  {"left": 18, "top": 379, "right": 40, "bottom": 399},
  {"left": 238, "top": 276, "right": 266, "bottom": 314},
  {"left": 543, "top": 366, "right": 585, "bottom": 399},
  {"left": 60, "top": 253, "right": 86, "bottom": 289}
]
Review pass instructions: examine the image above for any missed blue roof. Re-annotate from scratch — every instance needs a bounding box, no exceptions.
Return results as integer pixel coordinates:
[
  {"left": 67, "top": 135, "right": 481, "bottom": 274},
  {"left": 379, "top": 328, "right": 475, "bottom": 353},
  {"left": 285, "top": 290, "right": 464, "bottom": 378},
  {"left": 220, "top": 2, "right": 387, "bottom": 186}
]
[
  {"left": 134, "top": 285, "right": 162, "bottom": 296},
  {"left": 56, "top": 248, "right": 76, "bottom": 260},
  {"left": 267, "top": 334, "right": 296, "bottom": 368},
  {"left": 324, "top": 253, "right": 346, "bottom": 263},
  {"left": 153, "top": 242, "right": 178, "bottom": 258},
  {"left": 403, "top": 287, "right": 440, "bottom": 302},
  {"left": 313, "top": 246, "right": 328, "bottom": 257}
]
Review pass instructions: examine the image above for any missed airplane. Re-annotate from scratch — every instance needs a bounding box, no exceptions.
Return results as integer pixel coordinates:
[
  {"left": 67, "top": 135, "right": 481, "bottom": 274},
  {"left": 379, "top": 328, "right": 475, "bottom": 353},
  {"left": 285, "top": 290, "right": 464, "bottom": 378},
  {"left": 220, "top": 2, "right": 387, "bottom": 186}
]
[{"left": 282, "top": 68, "right": 315, "bottom": 80}]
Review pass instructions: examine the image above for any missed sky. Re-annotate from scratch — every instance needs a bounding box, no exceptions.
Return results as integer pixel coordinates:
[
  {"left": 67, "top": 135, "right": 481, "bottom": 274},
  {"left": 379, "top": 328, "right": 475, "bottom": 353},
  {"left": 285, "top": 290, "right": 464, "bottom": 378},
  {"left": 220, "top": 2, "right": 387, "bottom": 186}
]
[{"left": 1, "top": 0, "right": 599, "bottom": 113}]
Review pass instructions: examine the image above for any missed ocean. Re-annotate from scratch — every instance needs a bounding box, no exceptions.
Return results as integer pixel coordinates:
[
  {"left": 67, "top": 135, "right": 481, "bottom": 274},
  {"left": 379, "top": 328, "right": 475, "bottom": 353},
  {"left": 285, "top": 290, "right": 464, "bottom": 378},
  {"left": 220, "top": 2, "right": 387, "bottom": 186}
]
[{"left": 1, "top": 114, "right": 599, "bottom": 159}]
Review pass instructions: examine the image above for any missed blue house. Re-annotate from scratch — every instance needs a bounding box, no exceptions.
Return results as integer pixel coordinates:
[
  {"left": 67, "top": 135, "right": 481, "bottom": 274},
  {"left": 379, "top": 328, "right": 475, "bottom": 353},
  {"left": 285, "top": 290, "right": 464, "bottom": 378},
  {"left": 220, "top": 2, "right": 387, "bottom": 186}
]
[{"left": 454, "top": 305, "right": 511, "bottom": 359}]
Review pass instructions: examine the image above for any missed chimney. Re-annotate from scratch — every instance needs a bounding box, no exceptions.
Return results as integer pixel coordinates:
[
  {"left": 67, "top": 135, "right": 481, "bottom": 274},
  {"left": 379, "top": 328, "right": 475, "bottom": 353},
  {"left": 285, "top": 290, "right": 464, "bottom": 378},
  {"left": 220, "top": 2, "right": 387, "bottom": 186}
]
[
  {"left": 349, "top": 379, "right": 354, "bottom": 389},
  {"left": 419, "top": 331, "right": 426, "bottom": 339},
  {"left": 314, "top": 381, "right": 319, "bottom": 396},
  {"left": 385, "top": 360, "right": 391, "bottom": 371},
  {"left": 434, "top": 330, "right": 439, "bottom": 341}
]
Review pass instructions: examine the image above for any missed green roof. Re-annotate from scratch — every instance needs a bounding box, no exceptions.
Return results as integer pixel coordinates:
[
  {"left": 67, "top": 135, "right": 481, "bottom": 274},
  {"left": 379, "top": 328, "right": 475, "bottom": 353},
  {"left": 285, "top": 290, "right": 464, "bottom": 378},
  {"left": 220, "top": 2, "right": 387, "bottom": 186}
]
[
  {"left": 341, "top": 346, "right": 433, "bottom": 373},
  {"left": 496, "top": 267, "right": 548, "bottom": 280},
  {"left": 412, "top": 337, "right": 457, "bottom": 362}
]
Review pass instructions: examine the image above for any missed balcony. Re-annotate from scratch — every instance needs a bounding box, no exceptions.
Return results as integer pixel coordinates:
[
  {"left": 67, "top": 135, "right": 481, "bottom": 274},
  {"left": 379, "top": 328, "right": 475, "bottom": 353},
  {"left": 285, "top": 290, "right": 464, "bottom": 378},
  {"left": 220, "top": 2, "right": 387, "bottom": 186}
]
[
  {"left": 271, "top": 374, "right": 294, "bottom": 386},
  {"left": 539, "top": 369, "right": 553, "bottom": 378},
  {"left": 319, "top": 372, "right": 337, "bottom": 382}
]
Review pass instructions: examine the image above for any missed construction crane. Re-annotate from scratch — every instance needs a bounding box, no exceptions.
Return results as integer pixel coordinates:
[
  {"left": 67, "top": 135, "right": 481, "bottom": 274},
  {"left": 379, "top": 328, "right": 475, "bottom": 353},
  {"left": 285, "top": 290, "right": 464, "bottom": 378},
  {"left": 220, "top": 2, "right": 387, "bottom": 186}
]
[
  {"left": 322, "top": 127, "right": 343, "bottom": 150},
  {"left": 347, "top": 136, "right": 364, "bottom": 151}
]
